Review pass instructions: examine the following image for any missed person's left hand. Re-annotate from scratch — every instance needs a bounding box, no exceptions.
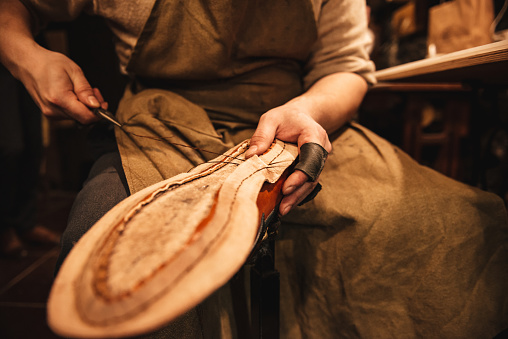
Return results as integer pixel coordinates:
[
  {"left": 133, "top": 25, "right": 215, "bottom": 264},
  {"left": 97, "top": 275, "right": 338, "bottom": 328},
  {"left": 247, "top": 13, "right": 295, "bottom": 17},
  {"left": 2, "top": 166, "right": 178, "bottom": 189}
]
[{"left": 245, "top": 100, "right": 332, "bottom": 216}]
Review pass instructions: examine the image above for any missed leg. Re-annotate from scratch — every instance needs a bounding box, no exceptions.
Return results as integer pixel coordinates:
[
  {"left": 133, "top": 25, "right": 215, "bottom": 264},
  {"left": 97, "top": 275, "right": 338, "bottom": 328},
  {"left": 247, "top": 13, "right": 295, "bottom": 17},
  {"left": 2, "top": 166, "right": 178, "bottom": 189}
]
[
  {"left": 277, "top": 123, "right": 508, "bottom": 339},
  {"left": 55, "top": 151, "right": 129, "bottom": 273}
]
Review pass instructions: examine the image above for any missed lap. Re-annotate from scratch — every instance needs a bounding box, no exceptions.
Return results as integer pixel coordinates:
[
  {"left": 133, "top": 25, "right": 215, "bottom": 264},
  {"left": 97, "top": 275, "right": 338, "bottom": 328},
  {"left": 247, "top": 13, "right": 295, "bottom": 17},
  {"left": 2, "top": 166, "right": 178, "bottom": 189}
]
[
  {"left": 277, "top": 123, "right": 508, "bottom": 338},
  {"left": 55, "top": 122, "right": 508, "bottom": 338}
]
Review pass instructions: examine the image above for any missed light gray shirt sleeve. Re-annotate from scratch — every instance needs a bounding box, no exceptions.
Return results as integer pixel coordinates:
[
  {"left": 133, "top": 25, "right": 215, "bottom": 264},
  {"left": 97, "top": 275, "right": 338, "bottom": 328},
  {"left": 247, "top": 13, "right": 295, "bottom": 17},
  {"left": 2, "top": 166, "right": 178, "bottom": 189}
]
[{"left": 304, "top": 0, "right": 377, "bottom": 89}]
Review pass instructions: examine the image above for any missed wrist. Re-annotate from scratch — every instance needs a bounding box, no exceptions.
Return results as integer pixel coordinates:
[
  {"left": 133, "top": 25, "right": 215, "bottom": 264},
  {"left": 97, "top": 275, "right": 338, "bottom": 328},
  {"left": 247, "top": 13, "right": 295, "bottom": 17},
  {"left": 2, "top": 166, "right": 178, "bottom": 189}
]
[
  {"left": 0, "top": 0, "right": 38, "bottom": 79},
  {"left": 286, "top": 92, "right": 336, "bottom": 132},
  {"left": 1, "top": 37, "right": 42, "bottom": 80}
]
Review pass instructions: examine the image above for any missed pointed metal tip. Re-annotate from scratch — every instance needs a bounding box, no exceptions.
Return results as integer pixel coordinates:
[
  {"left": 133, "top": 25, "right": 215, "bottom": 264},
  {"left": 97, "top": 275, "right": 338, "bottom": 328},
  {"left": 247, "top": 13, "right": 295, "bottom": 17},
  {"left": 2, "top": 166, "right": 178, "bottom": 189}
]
[{"left": 93, "top": 108, "right": 123, "bottom": 128}]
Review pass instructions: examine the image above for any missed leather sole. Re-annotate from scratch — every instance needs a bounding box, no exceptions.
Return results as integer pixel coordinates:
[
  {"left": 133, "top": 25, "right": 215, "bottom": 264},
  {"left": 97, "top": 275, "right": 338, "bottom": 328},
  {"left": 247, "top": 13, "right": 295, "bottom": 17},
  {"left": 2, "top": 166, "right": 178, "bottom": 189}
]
[{"left": 47, "top": 139, "right": 298, "bottom": 338}]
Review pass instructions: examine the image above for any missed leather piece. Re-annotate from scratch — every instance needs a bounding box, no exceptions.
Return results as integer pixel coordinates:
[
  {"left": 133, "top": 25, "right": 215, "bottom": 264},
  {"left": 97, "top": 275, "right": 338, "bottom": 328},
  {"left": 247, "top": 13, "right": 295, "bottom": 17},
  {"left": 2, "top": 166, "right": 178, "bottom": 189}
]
[
  {"left": 294, "top": 142, "right": 328, "bottom": 182},
  {"left": 47, "top": 139, "right": 299, "bottom": 338}
]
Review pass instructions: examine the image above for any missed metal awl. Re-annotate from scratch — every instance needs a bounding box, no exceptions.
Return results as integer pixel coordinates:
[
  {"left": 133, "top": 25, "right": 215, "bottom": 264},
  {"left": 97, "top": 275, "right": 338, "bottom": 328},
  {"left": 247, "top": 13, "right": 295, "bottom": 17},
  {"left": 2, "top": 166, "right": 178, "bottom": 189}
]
[{"left": 93, "top": 107, "right": 122, "bottom": 128}]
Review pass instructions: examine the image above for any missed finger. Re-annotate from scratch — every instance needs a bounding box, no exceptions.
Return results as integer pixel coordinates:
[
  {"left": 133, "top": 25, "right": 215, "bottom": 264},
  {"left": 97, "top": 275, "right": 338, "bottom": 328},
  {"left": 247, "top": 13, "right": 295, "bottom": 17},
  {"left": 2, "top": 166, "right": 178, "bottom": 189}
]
[
  {"left": 68, "top": 66, "right": 101, "bottom": 109},
  {"left": 282, "top": 170, "right": 309, "bottom": 196},
  {"left": 32, "top": 87, "right": 76, "bottom": 121},
  {"left": 41, "top": 103, "right": 74, "bottom": 121},
  {"left": 292, "top": 118, "right": 332, "bottom": 156},
  {"left": 57, "top": 90, "right": 100, "bottom": 124},
  {"left": 27, "top": 88, "right": 65, "bottom": 120},
  {"left": 322, "top": 137, "right": 332, "bottom": 154},
  {"left": 93, "top": 88, "right": 109, "bottom": 110},
  {"left": 279, "top": 180, "right": 319, "bottom": 216},
  {"left": 294, "top": 142, "right": 329, "bottom": 182},
  {"left": 245, "top": 114, "right": 277, "bottom": 158}
]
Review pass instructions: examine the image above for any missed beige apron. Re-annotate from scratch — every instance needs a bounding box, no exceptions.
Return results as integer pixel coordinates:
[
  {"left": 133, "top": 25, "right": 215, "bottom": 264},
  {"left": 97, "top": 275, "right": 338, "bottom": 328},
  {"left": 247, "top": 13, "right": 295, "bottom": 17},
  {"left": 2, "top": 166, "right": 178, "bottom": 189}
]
[
  {"left": 114, "top": 1, "right": 508, "bottom": 338},
  {"left": 115, "top": 1, "right": 317, "bottom": 337},
  {"left": 116, "top": 0, "right": 316, "bottom": 193}
]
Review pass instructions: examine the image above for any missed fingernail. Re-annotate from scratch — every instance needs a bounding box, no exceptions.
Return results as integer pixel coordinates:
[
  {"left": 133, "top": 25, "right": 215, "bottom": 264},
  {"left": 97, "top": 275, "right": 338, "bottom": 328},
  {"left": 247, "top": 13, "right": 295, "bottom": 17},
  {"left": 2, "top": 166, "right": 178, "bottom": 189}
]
[
  {"left": 280, "top": 204, "right": 293, "bottom": 216},
  {"left": 245, "top": 146, "right": 257, "bottom": 158},
  {"left": 88, "top": 96, "right": 100, "bottom": 107},
  {"left": 283, "top": 185, "right": 295, "bottom": 195}
]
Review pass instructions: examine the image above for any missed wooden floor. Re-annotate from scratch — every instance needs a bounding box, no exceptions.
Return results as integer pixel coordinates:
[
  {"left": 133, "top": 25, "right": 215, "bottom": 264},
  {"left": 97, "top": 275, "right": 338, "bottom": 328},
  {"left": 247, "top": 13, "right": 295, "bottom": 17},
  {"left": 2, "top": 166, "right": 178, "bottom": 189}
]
[{"left": 0, "top": 191, "right": 75, "bottom": 339}]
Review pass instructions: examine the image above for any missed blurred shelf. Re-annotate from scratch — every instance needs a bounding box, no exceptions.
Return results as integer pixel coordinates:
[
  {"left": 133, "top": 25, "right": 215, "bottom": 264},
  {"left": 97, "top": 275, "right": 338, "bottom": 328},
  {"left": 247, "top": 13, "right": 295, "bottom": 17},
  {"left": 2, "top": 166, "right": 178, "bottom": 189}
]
[{"left": 374, "top": 40, "right": 508, "bottom": 86}]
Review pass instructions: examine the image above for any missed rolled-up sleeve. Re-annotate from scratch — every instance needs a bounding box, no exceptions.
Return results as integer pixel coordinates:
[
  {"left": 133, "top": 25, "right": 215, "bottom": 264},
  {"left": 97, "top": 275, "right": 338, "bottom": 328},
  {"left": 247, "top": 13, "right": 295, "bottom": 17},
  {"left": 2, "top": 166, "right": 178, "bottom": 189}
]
[
  {"left": 20, "top": 0, "right": 93, "bottom": 32},
  {"left": 304, "top": 0, "right": 376, "bottom": 89}
]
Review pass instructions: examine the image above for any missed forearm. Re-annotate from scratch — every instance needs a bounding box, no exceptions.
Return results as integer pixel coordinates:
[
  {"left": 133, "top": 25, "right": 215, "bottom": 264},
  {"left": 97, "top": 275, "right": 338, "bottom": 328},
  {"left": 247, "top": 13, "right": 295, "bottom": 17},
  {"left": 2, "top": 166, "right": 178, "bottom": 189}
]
[
  {"left": 289, "top": 72, "right": 368, "bottom": 135},
  {"left": 0, "top": 0, "right": 105, "bottom": 123},
  {"left": 0, "top": 0, "right": 41, "bottom": 79}
]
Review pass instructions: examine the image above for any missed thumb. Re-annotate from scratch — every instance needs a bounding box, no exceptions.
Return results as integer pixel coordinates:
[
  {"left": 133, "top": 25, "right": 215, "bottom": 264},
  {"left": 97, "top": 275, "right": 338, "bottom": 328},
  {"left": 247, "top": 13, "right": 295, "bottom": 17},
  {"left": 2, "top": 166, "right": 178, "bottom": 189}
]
[
  {"left": 57, "top": 67, "right": 101, "bottom": 124},
  {"left": 69, "top": 67, "right": 101, "bottom": 108},
  {"left": 245, "top": 118, "right": 277, "bottom": 158}
]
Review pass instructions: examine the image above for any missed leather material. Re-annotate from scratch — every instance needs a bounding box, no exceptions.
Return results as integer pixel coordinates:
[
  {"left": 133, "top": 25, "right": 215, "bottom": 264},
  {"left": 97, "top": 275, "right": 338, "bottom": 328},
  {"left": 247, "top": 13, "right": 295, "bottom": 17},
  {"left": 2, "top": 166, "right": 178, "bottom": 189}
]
[
  {"left": 294, "top": 142, "right": 328, "bottom": 182},
  {"left": 47, "top": 139, "right": 299, "bottom": 338}
]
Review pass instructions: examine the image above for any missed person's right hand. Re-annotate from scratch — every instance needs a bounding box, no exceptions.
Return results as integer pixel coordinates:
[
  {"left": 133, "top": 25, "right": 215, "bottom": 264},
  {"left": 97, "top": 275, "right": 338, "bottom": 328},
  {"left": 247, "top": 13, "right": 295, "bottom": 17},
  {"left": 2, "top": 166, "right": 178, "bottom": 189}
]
[{"left": 17, "top": 46, "right": 107, "bottom": 124}]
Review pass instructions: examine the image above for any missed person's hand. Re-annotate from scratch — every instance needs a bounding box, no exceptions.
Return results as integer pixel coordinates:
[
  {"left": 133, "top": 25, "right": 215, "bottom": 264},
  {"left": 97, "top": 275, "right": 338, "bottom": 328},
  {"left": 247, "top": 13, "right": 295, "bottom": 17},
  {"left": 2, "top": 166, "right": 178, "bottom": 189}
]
[
  {"left": 245, "top": 100, "right": 332, "bottom": 216},
  {"left": 16, "top": 46, "right": 107, "bottom": 124}
]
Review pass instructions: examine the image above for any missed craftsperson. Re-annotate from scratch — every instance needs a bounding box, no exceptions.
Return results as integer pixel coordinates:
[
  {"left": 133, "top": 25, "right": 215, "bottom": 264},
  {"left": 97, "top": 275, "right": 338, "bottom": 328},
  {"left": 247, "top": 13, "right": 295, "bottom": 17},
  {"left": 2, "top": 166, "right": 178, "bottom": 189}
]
[{"left": 0, "top": 0, "right": 507, "bottom": 338}]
